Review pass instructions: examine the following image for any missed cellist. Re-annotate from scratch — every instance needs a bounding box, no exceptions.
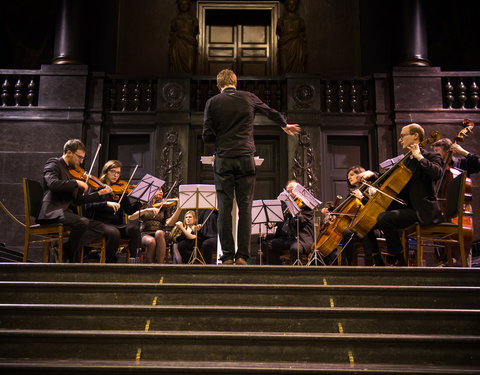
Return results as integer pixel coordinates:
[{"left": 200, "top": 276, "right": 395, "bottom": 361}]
[{"left": 375, "top": 123, "right": 443, "bottom": 266}]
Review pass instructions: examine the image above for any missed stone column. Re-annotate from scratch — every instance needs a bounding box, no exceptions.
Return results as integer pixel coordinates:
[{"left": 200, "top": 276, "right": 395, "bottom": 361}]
[
  {"left": 52, "top": 0, "right": 86, "bottom": 64},
  {"left": 397, "top": 0, "right": 430, "bottom": 66}
]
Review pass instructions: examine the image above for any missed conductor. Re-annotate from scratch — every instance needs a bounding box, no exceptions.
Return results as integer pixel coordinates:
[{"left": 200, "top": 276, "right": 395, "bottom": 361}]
[{"left": 202, "top": 69, "right": 300, "bottom": 265}]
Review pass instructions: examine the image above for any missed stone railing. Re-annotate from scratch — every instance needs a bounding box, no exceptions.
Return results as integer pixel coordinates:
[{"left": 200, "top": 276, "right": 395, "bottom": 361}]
[
  {"left": 441, "top": 72, "right": 480, "bottom": 109},
  {"left": 103, "top": 76, "right": 158, "bottom": 112},
  {"left": 1, "top": 70, "right": 40, "bottom": 107}
]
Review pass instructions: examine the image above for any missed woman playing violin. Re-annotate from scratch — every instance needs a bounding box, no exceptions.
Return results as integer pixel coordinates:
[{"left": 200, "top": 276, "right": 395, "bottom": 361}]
[
  {"left": 85, "top": 160, "right": 142, "bottom": 261},
  {"left": 375, "top": 123, "right": 443, "bottom": 266},
  {"left": 128, "top": 187, "right": 181, "bottom": 263}
]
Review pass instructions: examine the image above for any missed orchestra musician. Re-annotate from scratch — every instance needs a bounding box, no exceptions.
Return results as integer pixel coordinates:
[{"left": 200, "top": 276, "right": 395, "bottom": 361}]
[
  {"left": 433, "top": 138, "right": 480, "bottom": 177},
  {"left": 128, "top": 187, "right": 182, "bottom": 263},
  {"left": 323, "top": 166, "right": 385, "bottom": 266},
  {"left": 375, "top": 123, "right": 443, "bottom": 266},
  {"left": 197, "top": 209, "right": 218, "bottom": 264},
  {"left": 85, "top": 160, "right": 141, "bottom": 262},
  {"left": 264, "top": 180, "right": 314, "bottom": 265},
  {"left": 174, "top": 210, "right": 201, "bottom": 263},
  {"left": 36, "top": 139, "right": 115, "bottom": 263},
  {"left": 202, "top": 69, "right": 300, "bottom": 265}
]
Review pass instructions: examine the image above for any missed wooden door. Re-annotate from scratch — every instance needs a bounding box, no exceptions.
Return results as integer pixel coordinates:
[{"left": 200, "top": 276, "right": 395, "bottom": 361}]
[{"left": 205, "top": 23, "right": 271, "bottom": 76}]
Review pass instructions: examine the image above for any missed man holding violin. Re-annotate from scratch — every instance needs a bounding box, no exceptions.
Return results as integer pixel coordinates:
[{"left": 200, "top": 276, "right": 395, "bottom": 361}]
[
  {"left": 375, "top": 123, "right": 443, "bottom": 266},
  {"left": 37, "top": 139, "right": 116, "bottom": 262}
]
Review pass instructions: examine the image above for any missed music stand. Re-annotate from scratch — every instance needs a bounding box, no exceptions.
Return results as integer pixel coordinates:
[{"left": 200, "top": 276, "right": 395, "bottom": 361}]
[
  {"left": 128, "top": 174, "right": 165, "bottom": 262},
  {"left": 290, "top": 184, "right": 325, "bottom": 266},
  {"left": 251, "top": 199, "right": 283, "bottom": 265},
  {"left": 277, "top": 190, "right": 303, "bottom": 265},
  {"left": 179, "top": 184, "right": 217, "bottom": 264}
]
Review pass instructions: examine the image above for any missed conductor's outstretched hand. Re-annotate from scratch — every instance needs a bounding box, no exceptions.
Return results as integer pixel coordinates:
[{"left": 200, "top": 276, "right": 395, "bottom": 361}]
[{"left": 282, "top": 124, "right": 301, "bottom": 136}]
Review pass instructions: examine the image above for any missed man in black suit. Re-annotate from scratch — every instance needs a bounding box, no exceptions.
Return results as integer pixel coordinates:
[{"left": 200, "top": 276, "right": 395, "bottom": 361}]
[
  {"left": 376, "top": 123, "right": 443, "bottom": 266},
  {"left": 265, "top": 180, "right": 314, "bottom": 265},
  {"left": 37, "top": 139, "right": 116, "bottom": 262},
  {"left": 202, "top": 69, "right": 300, "bottom": 265}
]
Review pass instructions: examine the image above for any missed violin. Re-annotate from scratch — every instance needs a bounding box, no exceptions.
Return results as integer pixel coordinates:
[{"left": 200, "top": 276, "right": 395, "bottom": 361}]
[
  {"left": 111, "top": 180, "right": 136, "bottom": 195},
  {"left": 152, "top": 198, "right": 179, "bottom": 208},
  {"left": 68, "top": 167, "right": 107, "bottom": 191}
]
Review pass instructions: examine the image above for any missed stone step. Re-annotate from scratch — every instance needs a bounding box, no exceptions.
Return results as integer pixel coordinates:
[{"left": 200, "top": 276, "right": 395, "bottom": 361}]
[
  {"left": 0, "top": 329, "right": 478, "bottom": 368},
  {"left": 1, "top": 263, "right": 480, "bottom": 286},
  {"left": 1, "top": 304, "right": 479, "bottom": 335},
  {"left": 1, "top": 360, "right": 479, "bottom": 374},
  {"left": 1, "top": 281, "right": 478, "bottom": 309}
]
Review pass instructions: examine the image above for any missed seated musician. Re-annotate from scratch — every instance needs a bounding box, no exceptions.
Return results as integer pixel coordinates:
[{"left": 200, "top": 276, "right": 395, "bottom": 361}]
[
  {"left": 36, "top": 139, "right": 115, "bottom": 263},
  {"left": 323, "top": 166, "right": 384, "bottom": 266},
  {"left": 198, "top": 209, "right": 218, "bottom": 264},
  {"left": 433, "top": 138, "right": 480, "bottom": 177},
  {"left": 375, "top": 123, "right": 443, "bottom": 266},
  {"left": 85, "top": 160, "right": 142, "bottom": 261},
  {"left": 173, "top": 210, "right": 202, "bottom": 263},
  {"left": 128, "top": 187, "right": 182, "bottom": 263},
  {"left": 264, "top": 180, "right": 314, "bottom": 265}
]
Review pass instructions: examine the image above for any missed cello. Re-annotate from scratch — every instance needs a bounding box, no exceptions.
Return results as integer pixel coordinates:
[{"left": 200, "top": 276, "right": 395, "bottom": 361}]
[
  {"left": 350, "top": 131, "right": 441, "bottom": 238},
  {"left": 311, "top": 186, "right": 367, "bottom": 257}
]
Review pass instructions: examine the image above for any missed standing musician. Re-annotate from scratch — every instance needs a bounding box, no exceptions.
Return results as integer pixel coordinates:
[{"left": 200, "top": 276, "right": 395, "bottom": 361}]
[
  {"left": 433, "top": 138, "right": 480, "bottom": 177},
  {"left": 85, "top": 160, "right": 142, "bottom": 262},
  {"left": 264, "top": 180, "right": 314, "bottom": 265},
  {"left": 375, "top": 123, "right": 443, "bottom": 266},
  {"left": 202, "top": 69, "right": 300, "bottom": 265},
  {"left": 128, "top": 187, "right": 182, "bottom": 264},
  {"left": 36, "top": 139, "right": 115, "bottom": 263}
]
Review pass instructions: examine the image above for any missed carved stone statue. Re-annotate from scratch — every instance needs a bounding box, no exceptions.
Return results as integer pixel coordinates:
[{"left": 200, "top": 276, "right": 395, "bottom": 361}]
[
  {"left": 168, "top": 0, "right": 199, "bottom": 73},
  {"left": 277, "top": 0, "right": 306, "bottom": 74}
]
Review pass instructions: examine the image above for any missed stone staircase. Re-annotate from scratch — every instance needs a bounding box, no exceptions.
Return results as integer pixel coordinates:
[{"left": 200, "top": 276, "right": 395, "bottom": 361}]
[{"left": 0, "top": 263, "right": 479, "bottom": 374}]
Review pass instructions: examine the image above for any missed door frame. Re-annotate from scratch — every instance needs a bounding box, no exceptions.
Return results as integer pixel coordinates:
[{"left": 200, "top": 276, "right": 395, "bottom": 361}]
[{"left": 196, "top": 1, "right": 280, "bottom": 75}]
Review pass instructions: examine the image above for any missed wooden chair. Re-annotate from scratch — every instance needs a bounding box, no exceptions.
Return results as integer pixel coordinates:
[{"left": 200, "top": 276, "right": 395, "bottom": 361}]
[
  {"left": 23, "top": 178, "right": 68, "bottom": 262},
  {"left": 402, "top": 171, "right": 468, "bottom": 267}
]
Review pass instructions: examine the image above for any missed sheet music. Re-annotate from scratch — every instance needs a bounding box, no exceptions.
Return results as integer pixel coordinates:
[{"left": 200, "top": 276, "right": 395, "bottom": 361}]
[{"left": 292, "top": 183, "right": 322, "bottom": 209}]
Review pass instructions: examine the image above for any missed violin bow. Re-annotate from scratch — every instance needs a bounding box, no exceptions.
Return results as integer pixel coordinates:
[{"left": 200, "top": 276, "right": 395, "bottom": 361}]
[
  {"left": 86, "top": 144, "right": 102, "bottom": 184},
  {"left": 117, "top": 165, "right": 138, "bottom": 205},
  {"left": 360, "top": 181, "right": 407, "bottom": 206}
]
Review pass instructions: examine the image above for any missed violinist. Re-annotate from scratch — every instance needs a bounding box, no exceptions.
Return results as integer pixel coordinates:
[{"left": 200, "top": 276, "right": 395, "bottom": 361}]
[
  {"left": 264, "top": 180, "right": 314, "bottom": 265},
  {"left": 127, "top": 187, "right": 181, "bottom": 263},
  {"left": 433, "top": 138, "right": 480, "bottom": 177},
  {"left": 376, "top": 123, "right": 443, "bottom": 266},
  {"left": 85, "top": 160, "right": 141, "bottom": 262},
  {"left": 36, "top": 139, "right": 115, "bottom": 262}
]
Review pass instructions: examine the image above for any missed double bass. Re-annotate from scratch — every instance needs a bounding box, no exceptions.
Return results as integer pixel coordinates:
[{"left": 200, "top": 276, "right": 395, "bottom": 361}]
[
  {"left": 434, "top": 119, "right": 474, "bottom": 259},
  {"left": 350, "top": 131, "right": 441, "bottom": 238}
]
